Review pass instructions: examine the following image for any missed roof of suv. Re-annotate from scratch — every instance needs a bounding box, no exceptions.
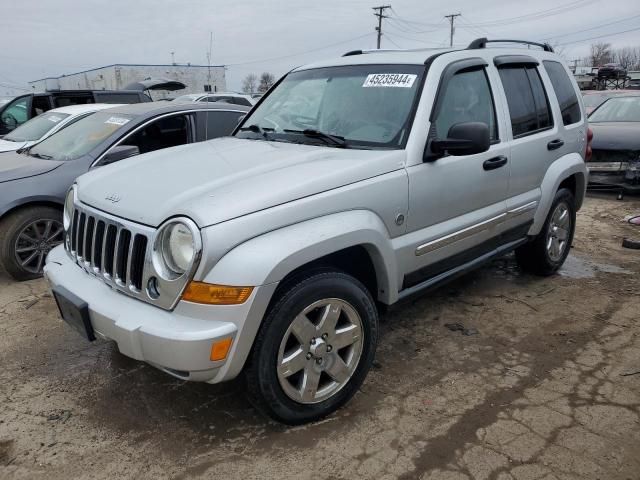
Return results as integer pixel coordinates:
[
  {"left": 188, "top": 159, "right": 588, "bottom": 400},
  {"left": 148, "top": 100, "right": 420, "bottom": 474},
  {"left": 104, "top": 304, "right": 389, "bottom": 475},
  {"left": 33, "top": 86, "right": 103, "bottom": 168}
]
[
  {"left": 101, "top": 101, "right": 250, "bottom": 117},
  {"left": 46, "top": 103, "right": 124, "bottom": 115},
  {"left": 296, "top": 40, "right": 560, "bottom": 71}
]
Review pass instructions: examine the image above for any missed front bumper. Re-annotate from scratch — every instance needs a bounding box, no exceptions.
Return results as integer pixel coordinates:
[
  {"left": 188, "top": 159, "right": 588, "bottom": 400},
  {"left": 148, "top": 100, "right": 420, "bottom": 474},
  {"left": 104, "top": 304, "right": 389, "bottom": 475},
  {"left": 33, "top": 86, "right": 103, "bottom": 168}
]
[{"left": 44, "top": 246, "right": 272, "bottom": 383}]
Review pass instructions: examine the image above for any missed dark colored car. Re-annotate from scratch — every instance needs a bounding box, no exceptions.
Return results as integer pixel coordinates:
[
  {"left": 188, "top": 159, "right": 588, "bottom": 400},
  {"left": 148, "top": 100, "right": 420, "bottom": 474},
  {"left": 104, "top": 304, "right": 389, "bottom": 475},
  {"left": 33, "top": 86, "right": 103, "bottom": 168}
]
[
  {"left": 0, "top": 90, "right": 152, "bottom": 135},
  {"left": 597, "top": 63, "right": 627, "bottom": 80},
  {"left": 0, "top": 102, "right": 248, "bottom": 280},
  {"left": 587, "top": 96, "right": 640, "bottom": 194}
]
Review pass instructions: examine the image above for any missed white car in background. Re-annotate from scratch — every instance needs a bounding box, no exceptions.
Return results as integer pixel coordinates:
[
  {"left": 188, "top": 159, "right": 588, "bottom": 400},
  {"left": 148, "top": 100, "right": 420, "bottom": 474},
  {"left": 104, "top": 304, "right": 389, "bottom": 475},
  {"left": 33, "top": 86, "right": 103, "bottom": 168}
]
[
  {"left": 0, "top": 104, "right": 122, "bottom": 153},
  {"left": 172, "top": 92, "right": 255, "bottom": 107}
]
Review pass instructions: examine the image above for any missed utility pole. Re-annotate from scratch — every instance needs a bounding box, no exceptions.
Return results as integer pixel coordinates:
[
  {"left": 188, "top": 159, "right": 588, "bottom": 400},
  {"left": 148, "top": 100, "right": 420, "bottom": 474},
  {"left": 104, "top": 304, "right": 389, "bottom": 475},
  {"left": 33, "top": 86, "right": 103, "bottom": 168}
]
[
  {"left": 444, "top": 13, "right": 461, "bottom": 47},
  {"left": 206, "top": 32, "right": 213, "bottom": 91},
  {"left": 372, "top": 5, "right": 391, "bottom": 49}
]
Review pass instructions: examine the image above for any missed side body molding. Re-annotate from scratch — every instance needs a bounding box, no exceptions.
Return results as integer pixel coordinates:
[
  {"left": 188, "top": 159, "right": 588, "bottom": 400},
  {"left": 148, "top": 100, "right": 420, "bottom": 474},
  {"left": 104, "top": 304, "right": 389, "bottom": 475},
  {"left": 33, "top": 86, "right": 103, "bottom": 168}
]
[
  {"left": 530, "top": 152, "right": 587, "bottom": 236},
  {"left": 202, "top": 210, "right": 399, "bottom": 304}
]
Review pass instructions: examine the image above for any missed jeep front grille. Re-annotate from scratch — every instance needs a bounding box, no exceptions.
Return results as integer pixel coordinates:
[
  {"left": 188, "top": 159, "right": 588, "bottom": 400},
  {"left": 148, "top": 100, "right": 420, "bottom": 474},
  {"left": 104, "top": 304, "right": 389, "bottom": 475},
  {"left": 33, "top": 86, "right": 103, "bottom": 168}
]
[{"left": 66, "top": 205, "right": 150, "bottom": 294}]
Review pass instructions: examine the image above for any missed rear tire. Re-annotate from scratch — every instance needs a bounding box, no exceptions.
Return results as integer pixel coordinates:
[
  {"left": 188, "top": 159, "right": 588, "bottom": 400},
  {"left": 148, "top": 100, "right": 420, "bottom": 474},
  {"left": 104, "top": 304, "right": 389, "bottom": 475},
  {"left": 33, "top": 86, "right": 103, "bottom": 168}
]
[
  {"left": 515, "top": 188, "right": 576, "bottom": 276},
  {"left": 0, "top": 206, "right": 63, "bottom": 281},
  {"left": 245, "top": 270, "right": 378, "bottom": 425}
]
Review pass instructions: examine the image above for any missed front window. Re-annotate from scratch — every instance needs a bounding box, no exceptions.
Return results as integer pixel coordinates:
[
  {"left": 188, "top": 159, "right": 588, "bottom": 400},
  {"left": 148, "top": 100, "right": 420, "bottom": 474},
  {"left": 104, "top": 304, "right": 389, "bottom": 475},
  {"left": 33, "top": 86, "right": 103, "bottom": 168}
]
[
  {"left": 1, "top": 95, "right": 29, "bottom": 129},
  {"left": 589, "top": 97, "right": 640, "bottom": 123},
  {"left": 27, "top": 111, "right": 135, "bottom": 161},
  {"left": 235, "top": 64, "right": 425, "bottom": 149},
  {"left": 4, "top": 112, "right": 70, "bottom": 142},
  {"left": 582, "top": 94, "right": 607, "bottom": 109}
]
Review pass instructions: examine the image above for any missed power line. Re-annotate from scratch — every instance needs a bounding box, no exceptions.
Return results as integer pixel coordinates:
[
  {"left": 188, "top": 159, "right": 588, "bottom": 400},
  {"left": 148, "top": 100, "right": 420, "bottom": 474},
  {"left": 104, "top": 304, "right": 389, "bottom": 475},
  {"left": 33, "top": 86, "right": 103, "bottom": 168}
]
[
  {"left": 224, "top": 32, "right": 375, "bottom": 66},
  {"left": 546, "top": 13, "right": 640, "bottom": 40},
  {"left": 384, "top": 34, "right": 403, "bottom": 48},
  {"left": 444, "top": 13, "right": 461, "bottom": 47},
  {"left": 556, "top": 25, "right": 640, "bottom": 46},
  {"left": 372, "top": 5, "right": 392, "bottom": 49},
  {"left": 466, "top": 0, "right": 598, "bottom": 27}
]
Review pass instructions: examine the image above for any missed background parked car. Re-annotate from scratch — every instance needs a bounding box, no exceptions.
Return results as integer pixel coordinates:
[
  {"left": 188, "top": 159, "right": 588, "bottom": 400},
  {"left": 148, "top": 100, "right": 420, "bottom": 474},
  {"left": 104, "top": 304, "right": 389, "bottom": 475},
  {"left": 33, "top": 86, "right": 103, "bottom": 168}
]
[
  {"left": 0, "top": 104, "right": 120, "bottom": 153},
  {"left": 0, "top": 102, "right": 248, "bottom": 280},
  {"left": 586, "top": 96, "right": 640, "bottom": 194},
  {"left": 173, "top": 92, "right": 255, "bottom": 107},
  {"left": 597, "top": 63, "right": 627, "bottom": 79},
  {"left": 628, "top": 71, "right": 640, "bottom": 90},
  {"left": 582, "top": 90, "right": 640, "bottom": 114},
  {"left": 0, "top": 90, "right": 151, "bottom": 135}
]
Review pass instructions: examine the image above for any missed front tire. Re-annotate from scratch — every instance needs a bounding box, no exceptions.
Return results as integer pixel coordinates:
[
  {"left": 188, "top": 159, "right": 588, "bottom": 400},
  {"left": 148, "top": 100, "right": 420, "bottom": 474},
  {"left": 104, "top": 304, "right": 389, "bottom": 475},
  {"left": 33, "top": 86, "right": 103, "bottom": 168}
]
[
  {"left": 0, "top": 206, "right": 63, "bottom": 281},
  {"left": 245, "top": 271, "right": 378, "bottom": 425},
  {"left": 515, "top": 188, "right": 576, "bottom": 276}
]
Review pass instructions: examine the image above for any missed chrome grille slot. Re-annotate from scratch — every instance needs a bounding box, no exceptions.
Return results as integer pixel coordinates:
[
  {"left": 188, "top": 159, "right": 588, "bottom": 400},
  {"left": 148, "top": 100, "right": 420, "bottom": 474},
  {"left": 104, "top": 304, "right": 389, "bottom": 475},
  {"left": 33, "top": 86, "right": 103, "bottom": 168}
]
[
  {"left": 115, "top": 229, "right": 132, "bottom": 284},
  {"left": 129, "top": 235, "right": 147, "bottom": 291},
  {"left": 103, "top": 225, "right": 117, "bottom": 277},
  {"left": 64, "top": 202, "right": 154, "bottom": 301},
  {"left": 93, "top": 220, "right": 105, "bottom": 269},
  {"left": 84, "top": 217, "right": 95, "bottom": 265},
  {"left": 76, "top": 213, "right": 86, "bottom": 259}
]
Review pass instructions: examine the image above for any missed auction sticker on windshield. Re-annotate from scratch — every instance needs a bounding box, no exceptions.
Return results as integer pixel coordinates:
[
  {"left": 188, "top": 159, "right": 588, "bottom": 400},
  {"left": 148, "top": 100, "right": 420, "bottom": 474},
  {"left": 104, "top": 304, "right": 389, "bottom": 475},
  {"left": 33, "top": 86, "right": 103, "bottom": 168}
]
[
  {"left": 363, "top": 73, "right": 417, "bottom": 88},
  {"left": 105, "top": 117, "right": 130, "bottom": 126}
]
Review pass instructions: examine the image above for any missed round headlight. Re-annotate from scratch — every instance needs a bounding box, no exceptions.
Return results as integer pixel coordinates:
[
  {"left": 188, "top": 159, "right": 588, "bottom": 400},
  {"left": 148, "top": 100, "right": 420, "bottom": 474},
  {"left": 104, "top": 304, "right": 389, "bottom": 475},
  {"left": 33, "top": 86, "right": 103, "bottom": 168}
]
[
  {"left": 63, "top": 188, "right": 74, "bottom": 230},
  {"left": 162, "top": 223, "right": 194, "bottom": 274},
  {"left": 152, "top": 220, "right": 201, "bottom": 280}
]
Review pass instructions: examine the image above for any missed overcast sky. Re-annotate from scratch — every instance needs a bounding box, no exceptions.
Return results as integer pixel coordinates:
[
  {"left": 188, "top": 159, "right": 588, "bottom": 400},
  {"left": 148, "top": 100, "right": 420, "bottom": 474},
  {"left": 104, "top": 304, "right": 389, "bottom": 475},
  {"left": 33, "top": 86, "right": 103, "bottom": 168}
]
[{"left": 1, "top": 0, "right": 639, "bottom": 96}]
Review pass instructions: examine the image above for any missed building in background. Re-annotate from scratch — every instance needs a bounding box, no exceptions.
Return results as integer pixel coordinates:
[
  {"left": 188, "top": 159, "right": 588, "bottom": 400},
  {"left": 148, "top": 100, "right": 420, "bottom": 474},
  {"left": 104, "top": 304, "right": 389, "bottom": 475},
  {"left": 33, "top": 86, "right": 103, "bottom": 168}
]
[{"left": 29, "top": 64, "right": 226, "bottom": 99}]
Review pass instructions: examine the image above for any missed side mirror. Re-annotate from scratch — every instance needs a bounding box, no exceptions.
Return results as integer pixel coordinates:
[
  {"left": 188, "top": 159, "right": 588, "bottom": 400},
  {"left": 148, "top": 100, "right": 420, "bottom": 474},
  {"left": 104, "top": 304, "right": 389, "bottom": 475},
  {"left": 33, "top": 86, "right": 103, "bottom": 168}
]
[
  {"left": 101, "top": 145, "right": 140, "bottom": 166},
  {"left": 427, "top": 122, "right": 490, "bottom": 159}
]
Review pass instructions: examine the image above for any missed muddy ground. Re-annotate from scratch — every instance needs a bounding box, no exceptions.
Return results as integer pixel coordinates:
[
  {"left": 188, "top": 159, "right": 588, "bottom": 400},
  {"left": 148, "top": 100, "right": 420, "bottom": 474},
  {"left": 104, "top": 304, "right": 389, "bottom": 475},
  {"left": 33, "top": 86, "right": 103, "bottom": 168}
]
[{"left": 1, "top": 194, "right": 640, "bottom": 480}]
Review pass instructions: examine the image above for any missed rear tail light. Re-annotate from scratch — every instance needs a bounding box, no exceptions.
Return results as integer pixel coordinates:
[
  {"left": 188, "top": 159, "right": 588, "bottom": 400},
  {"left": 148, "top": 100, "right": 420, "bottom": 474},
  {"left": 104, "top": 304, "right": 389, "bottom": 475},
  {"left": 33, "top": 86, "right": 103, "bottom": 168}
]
[{"left": 585, "top": 126, "right": 593, "bottom": 162}]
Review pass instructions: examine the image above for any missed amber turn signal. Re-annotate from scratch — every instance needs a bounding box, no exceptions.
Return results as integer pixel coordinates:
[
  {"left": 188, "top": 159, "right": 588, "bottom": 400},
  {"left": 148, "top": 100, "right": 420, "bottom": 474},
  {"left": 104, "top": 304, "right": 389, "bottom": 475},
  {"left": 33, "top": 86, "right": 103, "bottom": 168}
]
[
  {"left": 210, "top": 337, "right": 233, "bottom": 361},
  {"left": 182, "top": 281, "right": 253, "bottom": 305}
]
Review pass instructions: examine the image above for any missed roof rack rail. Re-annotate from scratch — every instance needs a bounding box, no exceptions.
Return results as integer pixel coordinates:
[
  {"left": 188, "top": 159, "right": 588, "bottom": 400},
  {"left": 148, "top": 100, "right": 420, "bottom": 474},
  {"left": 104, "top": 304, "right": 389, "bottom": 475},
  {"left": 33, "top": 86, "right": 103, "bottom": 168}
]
[{"left": 467, "top": 38, "right": 554, "bottom": 53}]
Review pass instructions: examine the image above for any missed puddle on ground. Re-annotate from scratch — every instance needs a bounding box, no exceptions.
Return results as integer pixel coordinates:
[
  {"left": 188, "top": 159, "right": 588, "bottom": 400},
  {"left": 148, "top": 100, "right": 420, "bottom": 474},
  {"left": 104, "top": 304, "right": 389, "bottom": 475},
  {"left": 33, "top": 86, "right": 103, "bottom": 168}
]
[{"left": 560, "top": 254, "right": 632, "bottom": 279}]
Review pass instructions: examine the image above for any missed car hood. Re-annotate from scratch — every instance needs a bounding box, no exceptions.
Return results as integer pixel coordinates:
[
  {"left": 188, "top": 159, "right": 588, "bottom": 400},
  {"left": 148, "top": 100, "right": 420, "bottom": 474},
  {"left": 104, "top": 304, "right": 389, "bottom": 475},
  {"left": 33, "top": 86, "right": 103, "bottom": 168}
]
[
  {"left": 590, "top": 122, "right": 640, "bottom": 150},
  {"left": 77, "top": 137, "right": 405, "bottom": 227},
  {"left": 0, "top": 151, "right": 64, "bottom": 183},
  {"left": 0, "top": 139, "right": 27, "bottom": 153}
]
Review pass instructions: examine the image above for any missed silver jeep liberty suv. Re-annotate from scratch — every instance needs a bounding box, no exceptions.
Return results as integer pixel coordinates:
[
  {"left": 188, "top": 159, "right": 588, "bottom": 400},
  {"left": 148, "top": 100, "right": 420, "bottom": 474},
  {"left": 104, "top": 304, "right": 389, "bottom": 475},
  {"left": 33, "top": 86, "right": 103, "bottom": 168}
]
[{"left": 45, "top": 38, "right": 590, "bottom": 424}]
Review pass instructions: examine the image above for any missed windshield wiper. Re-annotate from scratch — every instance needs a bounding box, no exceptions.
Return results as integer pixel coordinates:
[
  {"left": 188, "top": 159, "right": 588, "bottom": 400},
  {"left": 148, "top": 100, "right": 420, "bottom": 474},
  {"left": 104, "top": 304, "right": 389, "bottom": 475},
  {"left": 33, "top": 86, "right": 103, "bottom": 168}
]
[
  {"left": 238, "top": 124, "right": 273, "bottom": 139},
  {"left": 283, "top": 129, "right": 347, "bottom": 148},
  {"left": 28, "top": 151, "right": 53, "bottom": 160}
]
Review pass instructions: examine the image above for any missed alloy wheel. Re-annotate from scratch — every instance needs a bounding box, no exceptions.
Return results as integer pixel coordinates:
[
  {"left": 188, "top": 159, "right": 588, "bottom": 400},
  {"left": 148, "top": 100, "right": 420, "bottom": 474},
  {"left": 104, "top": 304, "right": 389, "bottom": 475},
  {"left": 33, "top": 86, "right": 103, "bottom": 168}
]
[
  {"left": 276, "top": 298, "right": 364, "bottom": 404},
  {"left": 546, "top": 202, "right": 571, "bottom": 262},
  {"left": 14, "top": 219, "right": 64, "bottom": 274}
]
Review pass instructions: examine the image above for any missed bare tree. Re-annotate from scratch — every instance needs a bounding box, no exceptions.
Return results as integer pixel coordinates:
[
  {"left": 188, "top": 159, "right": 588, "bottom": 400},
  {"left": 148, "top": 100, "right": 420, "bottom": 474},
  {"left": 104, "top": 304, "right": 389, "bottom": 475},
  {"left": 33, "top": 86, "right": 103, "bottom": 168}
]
[
  {"left": 241, "top": 73, "right": 258, "bottom": 94},
  {"left": 614, "top": 46, "right": 640, "bottom": 70},
  {"left": 590, "top": 42, "right": 613, "bottom": 67},
  {"left": 258, "top": 72, "right": 276, "bottom": 93}
]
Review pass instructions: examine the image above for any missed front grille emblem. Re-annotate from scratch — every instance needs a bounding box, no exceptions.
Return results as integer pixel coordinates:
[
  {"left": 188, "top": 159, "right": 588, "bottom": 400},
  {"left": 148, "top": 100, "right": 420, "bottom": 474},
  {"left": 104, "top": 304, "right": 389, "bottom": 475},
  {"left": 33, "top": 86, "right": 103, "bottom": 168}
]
[{"left": 105, "top": 194, "right": 121, "bottom": 203}]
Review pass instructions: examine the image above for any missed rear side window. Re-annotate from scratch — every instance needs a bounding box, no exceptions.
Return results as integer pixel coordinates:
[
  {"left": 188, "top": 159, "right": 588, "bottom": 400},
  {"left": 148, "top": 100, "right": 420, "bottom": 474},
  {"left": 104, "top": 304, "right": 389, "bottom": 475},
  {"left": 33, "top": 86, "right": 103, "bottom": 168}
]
[
  {"left": 543, "top": 61, "right": 581, "bottom": 126},
  {"left": 94, "top": 93, "right": 142, "bottom": 103},
  {"left": 498, "top": 66, "right": 553, "bottom": 137},
  {"left": 205, "top": 111, "right": 244, "bottom": 139},
  {"left": 232, "top": 97, "right": 253, "bottom": 107}
]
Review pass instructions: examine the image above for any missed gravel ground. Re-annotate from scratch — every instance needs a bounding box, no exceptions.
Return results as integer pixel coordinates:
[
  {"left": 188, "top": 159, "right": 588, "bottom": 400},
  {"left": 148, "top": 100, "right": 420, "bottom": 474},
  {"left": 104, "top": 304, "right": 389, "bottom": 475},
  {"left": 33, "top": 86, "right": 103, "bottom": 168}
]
[{"left": 1, "top": 194, "right": 640, "bottom": 480}]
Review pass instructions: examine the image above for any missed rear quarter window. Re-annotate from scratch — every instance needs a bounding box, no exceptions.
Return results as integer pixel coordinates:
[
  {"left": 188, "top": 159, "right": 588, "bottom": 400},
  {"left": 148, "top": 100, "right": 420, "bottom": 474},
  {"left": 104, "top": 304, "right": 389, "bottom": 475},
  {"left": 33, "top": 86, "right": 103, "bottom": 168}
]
[{"left": 543, "top": 61, "right": 582, "bottom": 126}]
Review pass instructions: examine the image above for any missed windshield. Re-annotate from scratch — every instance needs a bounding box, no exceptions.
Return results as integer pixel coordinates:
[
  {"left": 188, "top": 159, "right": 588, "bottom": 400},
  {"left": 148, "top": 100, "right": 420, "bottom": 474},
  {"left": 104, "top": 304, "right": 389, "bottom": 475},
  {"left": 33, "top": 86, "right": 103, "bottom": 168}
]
[
  {"left": 589, "top": 97, "right": 640, "bottom": 123},
  {"left": 4, "top": 112, "right": 71, "bottom": 142},
  {"left": 235, "top": 64, "right": 425, "bottom": 149},
  {"left": 582, "top": 94, "right": 607, "bottom": 108},
  {"left": 28, "top": 111, "right": 134, "bottom": 161}
]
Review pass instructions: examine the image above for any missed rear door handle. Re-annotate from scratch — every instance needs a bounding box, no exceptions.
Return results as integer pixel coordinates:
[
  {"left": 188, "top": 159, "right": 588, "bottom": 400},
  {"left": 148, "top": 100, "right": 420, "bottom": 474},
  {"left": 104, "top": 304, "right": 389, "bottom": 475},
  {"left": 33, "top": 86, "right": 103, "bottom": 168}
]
[
  {"left": 547, "top": 139, "right": 565, "bottom": 150},
  {"left": 483, "top": 155, "right": 508, "bottom": 171}
]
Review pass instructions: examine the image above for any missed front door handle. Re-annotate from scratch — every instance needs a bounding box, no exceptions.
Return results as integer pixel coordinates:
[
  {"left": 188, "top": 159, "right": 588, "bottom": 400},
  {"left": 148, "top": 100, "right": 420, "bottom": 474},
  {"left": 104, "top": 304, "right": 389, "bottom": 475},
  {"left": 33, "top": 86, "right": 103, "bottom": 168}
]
[
  {"left": 547, "top": 139, "right": 565, "bottom": 150},
  {"left": 483, "top": 155, "right": 508, "bottom": 171}
]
